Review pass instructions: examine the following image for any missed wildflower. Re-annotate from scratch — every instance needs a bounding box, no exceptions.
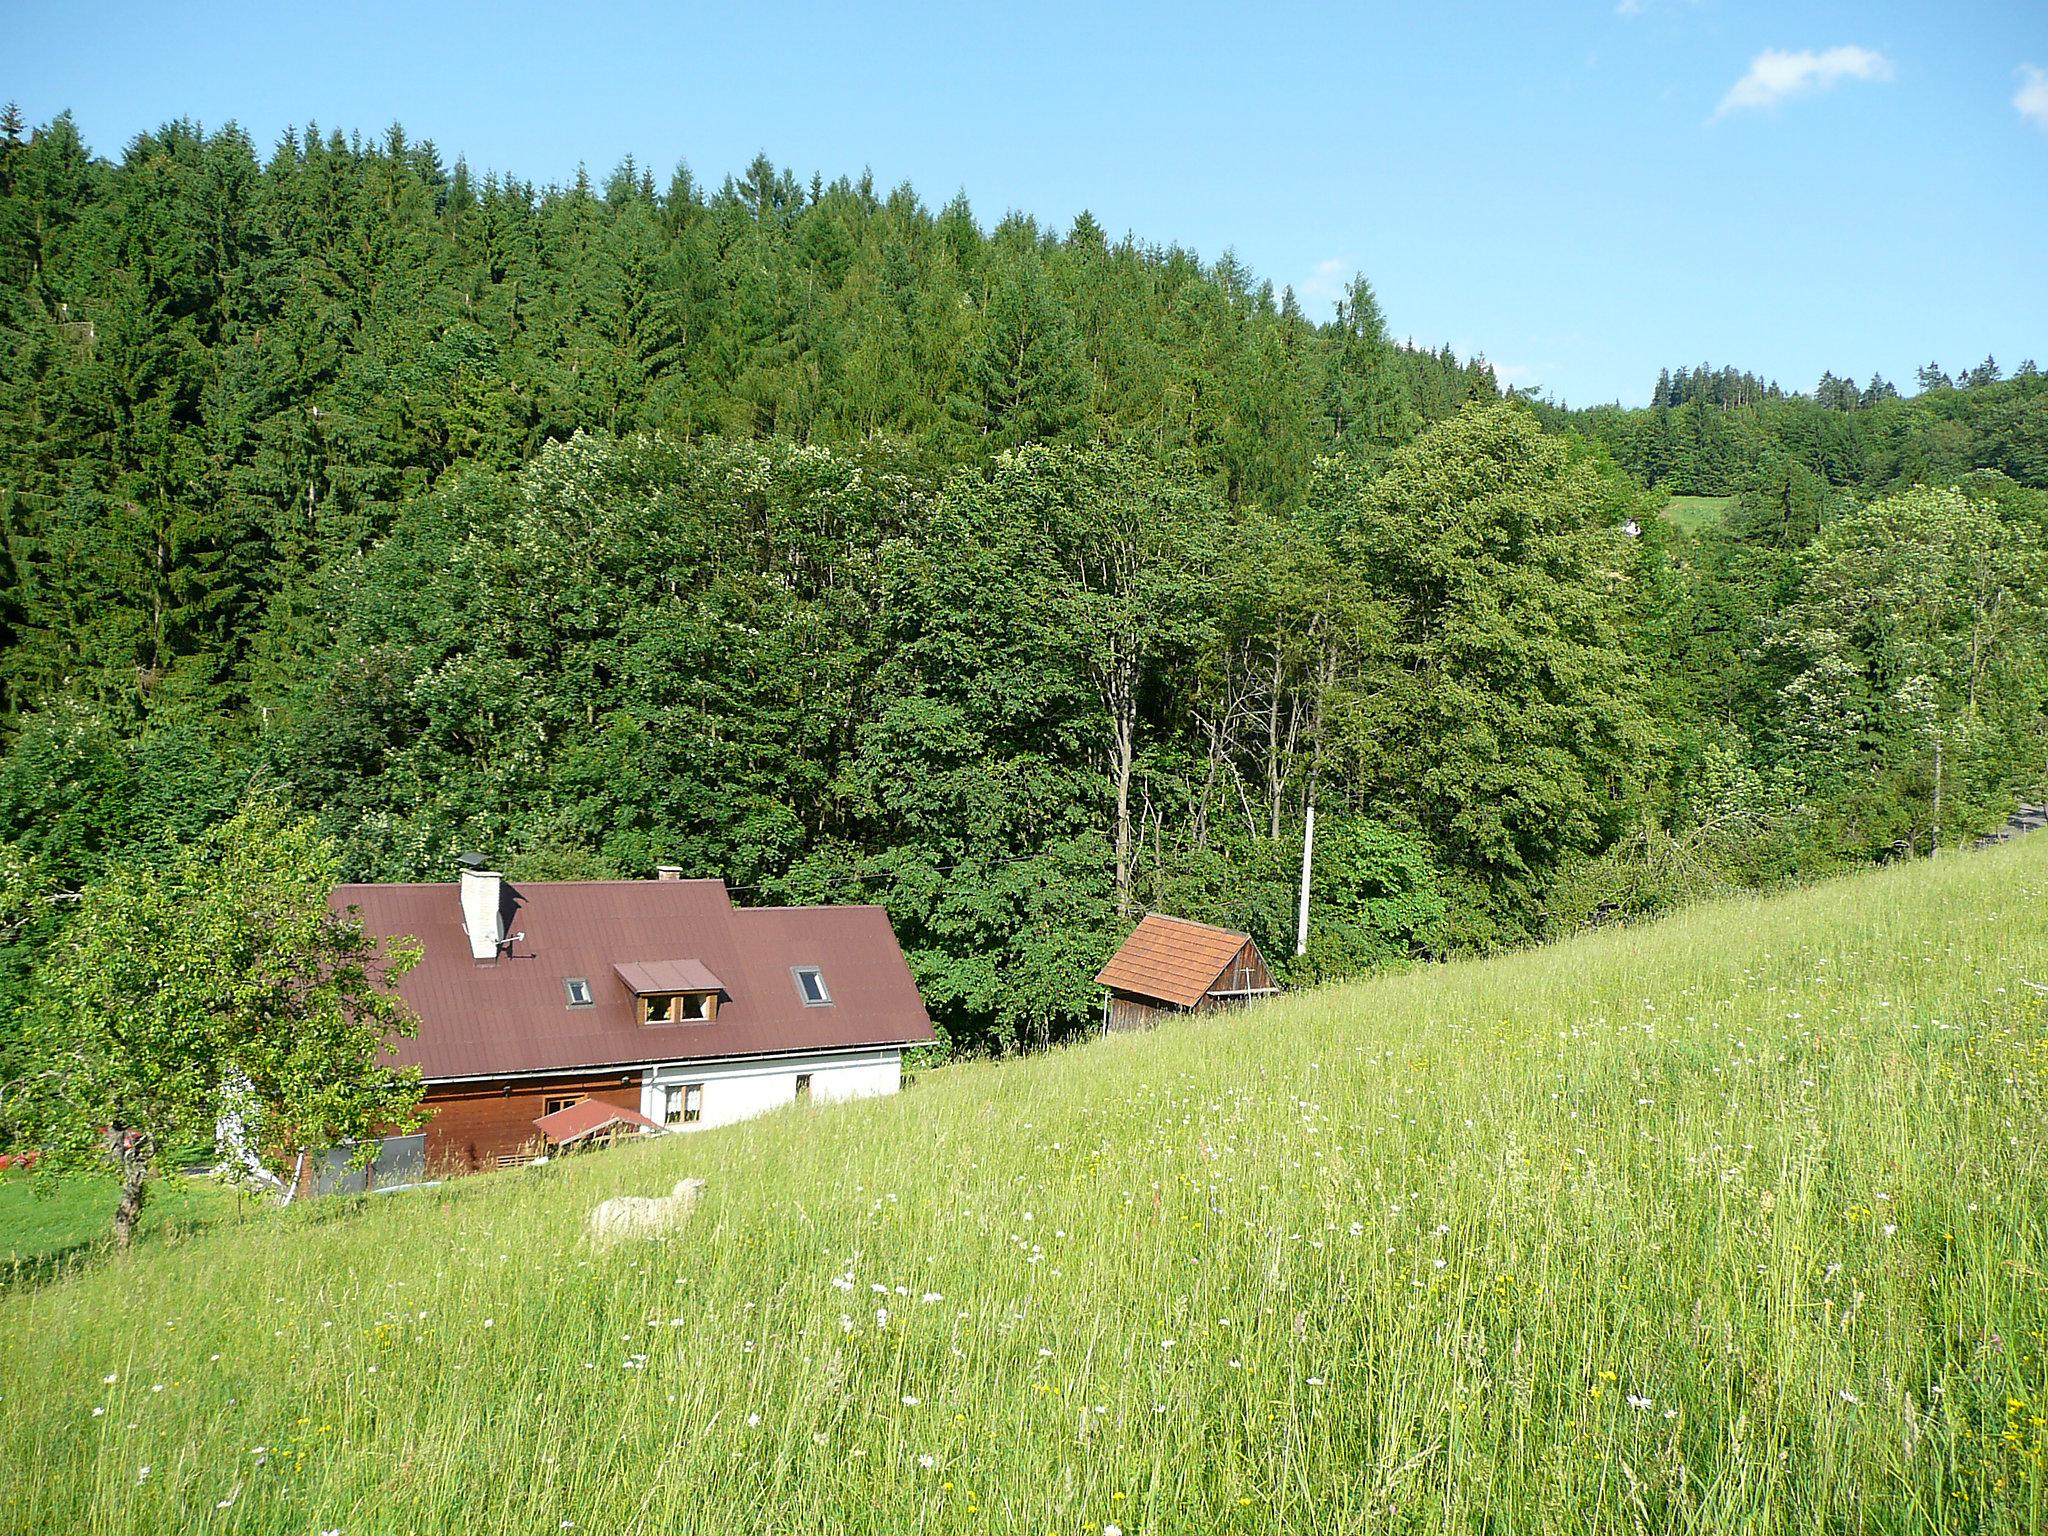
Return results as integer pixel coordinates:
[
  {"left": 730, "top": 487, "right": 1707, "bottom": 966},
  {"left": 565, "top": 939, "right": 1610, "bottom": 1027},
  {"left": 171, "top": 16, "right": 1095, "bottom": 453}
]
[
  {"left": 1105, "top": 1526, "right": 1123, "bottom": 1536},
  {"left": 1160, "top": 1339, "right": 1175, "bottom": 1351},
  {"left": 483, "top": 1318, "right": 495, "bottom": 1328},
  {"left": 747, "top": 1413, "right": 762, "bottom": 1427},
  {"left": 1840, "top": 1390, "right": 1859, "bottom": 1405},
  {"left": 902, "top": 1395, "right": 920, "bottom": 1407},
  {"left": 920, "top": 1292, "right": 943, "bottom": 1303},
  {"left": 1307, "top": 1376, "right": 1325, "bottom": 1387},
  {"left": 138, "top": 1466, "right": 151, "bottom": 1482},
  {"left": 102, "top": 1373, "right": 117, "bottom": 1384},
  {"left": 918, "top": 1454, "right": 936, "bottom": 1469},
  {"left": 1627, "top": 1395, "right": 1652, "bottom": 1410}
]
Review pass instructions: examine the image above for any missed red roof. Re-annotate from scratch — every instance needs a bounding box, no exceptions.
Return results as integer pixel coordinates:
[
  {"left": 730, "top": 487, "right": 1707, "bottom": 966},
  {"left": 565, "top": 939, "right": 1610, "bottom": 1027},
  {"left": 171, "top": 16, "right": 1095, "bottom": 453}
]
[
  {"left": 332, "top": 878, "right": 935, "bottom": 1081},
  {"left": 533, "top": 1099, "right": 664, "bottom": 1145},
  {"left": 613, "top": 959, "right": 725, "bottom": 995},
  {"left": 1094, "top": 913, "right": 1259, "bottom": 1009}
]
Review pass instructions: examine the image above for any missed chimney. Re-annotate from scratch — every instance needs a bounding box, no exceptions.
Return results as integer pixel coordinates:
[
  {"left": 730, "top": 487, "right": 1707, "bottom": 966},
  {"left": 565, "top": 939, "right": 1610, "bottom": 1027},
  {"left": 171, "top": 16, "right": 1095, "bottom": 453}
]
[
  {"left": 460, "top": 868, "right": 505, "bottom": 961},
  {"left": 656, "top": 865, "right": 684, "bottom": 882}
]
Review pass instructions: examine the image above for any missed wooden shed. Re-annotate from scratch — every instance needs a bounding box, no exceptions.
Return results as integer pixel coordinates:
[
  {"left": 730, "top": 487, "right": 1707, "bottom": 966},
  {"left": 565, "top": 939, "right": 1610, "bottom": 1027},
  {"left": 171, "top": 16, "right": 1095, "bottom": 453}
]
[{"left": 1094, "top": 914, "right": 1278, "bottom": 1033}]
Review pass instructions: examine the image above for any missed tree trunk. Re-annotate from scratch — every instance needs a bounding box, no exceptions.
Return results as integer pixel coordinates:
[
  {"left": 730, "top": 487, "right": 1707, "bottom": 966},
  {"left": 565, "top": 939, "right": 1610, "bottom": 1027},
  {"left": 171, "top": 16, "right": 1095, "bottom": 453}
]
[
  {"left": 1111, "top": 696, "right": 1135, "bottom": 917},
  {"left": 111, "top": 1139, "right": 149, "bottom": 1249},
  {"left": 1930, "top": 734, "right": 1944, "bottom": 856}
]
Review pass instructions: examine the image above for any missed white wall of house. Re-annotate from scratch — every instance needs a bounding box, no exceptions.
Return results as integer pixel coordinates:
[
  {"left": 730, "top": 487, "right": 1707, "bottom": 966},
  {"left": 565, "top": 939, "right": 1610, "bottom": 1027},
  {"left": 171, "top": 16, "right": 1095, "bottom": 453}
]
[{"left": 639, "top": 1046, "right": 903, "bottom": 1132}]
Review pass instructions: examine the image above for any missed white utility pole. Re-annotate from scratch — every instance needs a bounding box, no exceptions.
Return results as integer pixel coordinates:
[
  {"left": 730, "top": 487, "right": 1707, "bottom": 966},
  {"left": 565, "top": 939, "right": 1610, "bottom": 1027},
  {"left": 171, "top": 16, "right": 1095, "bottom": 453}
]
[{"left": 1295, "top": 802, "right": 1316, "bottom": 957}]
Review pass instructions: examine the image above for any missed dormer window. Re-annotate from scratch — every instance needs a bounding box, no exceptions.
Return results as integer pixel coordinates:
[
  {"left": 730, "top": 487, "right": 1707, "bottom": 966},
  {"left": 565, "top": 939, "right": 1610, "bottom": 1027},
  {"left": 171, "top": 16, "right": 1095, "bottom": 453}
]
[
  {"left": 564, "top": 977, "right": 595, "bottom": 1008},
  {"left": 793, "top": 966, "right": 831, "bottom": 1006},
  {"left": 613, "top": 959, "right": 726, "bottom": 1026},
  {"left": 640, "top": 991, "right": 717, "bottom": 1025}
]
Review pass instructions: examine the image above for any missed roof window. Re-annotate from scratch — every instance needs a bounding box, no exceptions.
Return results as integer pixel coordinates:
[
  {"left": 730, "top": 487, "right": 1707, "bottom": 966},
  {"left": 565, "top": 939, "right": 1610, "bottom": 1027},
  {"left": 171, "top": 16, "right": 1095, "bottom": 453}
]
[
  {"left": 564, "top": 977, "right": 595, "bottom": 1008},
  {"left": 793, "top": 966, "right": 831, "bottom": 1006}
]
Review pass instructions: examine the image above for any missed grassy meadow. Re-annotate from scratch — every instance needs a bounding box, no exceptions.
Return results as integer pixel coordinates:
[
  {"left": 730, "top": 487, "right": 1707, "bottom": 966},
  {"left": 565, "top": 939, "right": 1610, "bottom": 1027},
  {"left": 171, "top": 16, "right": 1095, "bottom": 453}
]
[
  {"left": 3, "top": 842, "right": 2046, "bottom": 1534},
  {"left": 1660, "top": 494, "right": 1737, "bottom": 532}
]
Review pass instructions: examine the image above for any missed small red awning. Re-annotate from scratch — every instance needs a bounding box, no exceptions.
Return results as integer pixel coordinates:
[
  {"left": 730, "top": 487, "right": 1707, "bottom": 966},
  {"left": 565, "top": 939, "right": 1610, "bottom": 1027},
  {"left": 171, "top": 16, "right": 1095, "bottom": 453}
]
[
  {"left": 533, "top": 1099, "right": 665, "bottom": 1146},
  {"left": 612, "top": 959, "right": 726, "bottom": 996}
]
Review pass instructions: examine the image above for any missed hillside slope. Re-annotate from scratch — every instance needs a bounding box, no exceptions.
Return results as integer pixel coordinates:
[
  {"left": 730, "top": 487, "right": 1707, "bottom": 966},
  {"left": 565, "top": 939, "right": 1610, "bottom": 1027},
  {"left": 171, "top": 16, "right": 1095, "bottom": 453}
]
[{"left": 4, "top": 843, "right": 2046, "bottom": 1533}]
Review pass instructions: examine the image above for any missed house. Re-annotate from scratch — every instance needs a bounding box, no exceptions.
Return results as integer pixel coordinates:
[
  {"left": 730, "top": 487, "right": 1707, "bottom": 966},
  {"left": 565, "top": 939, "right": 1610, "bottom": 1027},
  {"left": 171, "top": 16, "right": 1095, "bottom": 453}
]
[
  {"left": 333, "top": 867, "right": 935, "bottom": 1172},
  {"left": 1093, "top": 913, "right": 1278, "bottom": 1033}
]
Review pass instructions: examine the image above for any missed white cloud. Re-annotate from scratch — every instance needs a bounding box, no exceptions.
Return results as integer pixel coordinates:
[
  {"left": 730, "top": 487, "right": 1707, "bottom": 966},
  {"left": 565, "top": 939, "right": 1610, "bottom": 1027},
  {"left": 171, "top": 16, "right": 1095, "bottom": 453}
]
[
  {"left": 2018, "top": 65, "right": 2048, "bottom": 131},
  {"left": 1714, "top": 46, "right": 1894, "bottom": 118},
  {"left": 1298, "top": 257, "right": 1349, "bottom": 306}
]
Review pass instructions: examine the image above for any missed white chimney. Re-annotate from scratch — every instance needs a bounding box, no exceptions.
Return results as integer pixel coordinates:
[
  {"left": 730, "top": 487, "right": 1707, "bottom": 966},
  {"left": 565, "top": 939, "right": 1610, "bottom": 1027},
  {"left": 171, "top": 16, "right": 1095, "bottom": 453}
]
[
  {"left": 460, "top": 868, "right": 505, "bottom": 961},
  {"left": 656, "top": 865, "right": 684, "bottom": 881}
]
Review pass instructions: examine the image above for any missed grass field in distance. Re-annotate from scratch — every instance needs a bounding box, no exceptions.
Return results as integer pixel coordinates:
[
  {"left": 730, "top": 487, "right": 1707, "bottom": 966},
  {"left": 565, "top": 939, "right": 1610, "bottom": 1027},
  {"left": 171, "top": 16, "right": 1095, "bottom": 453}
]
[
  {"left": 1661, "top": 493, "right": 1738, "bottom": 532},
  {"left": 2, "top": 839, "right": 2044, "bottom": 1533}
]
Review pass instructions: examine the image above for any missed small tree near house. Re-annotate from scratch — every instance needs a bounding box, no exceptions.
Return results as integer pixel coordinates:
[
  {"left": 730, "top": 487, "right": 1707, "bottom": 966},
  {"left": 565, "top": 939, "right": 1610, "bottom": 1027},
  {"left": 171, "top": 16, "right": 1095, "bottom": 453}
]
[{"left": 17, "top": 800, "right": 423, "bottom": 1247}]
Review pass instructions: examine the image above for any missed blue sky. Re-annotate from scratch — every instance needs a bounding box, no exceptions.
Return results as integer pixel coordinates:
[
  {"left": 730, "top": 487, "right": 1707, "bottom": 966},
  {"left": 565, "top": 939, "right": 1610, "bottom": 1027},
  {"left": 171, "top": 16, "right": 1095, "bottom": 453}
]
[{"left": 5, "top": 0, "right": 2044, "bottom": 405}]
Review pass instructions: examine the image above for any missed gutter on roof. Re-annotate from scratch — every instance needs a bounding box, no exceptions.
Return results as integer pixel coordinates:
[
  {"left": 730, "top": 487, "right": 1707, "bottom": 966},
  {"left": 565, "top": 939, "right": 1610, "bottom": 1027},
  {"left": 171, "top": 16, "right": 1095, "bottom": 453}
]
[{"left": 420, "top": 1038, "right": 915, "bottom": 1086}]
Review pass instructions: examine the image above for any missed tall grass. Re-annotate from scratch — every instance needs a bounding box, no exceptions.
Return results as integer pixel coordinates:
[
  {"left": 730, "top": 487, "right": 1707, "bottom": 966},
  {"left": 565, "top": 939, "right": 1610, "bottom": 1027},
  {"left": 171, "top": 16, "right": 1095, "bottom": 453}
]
[{"left": 4, "top": 842, "right": 2045, "bottom": 1534}]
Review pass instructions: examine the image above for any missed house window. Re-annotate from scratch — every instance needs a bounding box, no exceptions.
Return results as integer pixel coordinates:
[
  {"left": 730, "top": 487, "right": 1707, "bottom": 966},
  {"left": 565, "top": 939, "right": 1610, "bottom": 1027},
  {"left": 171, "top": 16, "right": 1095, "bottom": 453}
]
[
  {"left": 683, "top": 1083, "right": 703, "bottom": 1123},
  {"left": 564, "top": 977, "right": 595, "bottom": 1008},
  {"left": 792, "top": 967, "right": 831, "bottom": 1006},
  {"left": 542, "top": 1093, "right": 585, "bottom": 1117},
  {"left": 794, "top": 1073, "right": 812, "bottom": 1102},
  {"left": 641, "top": 991, "right": 716, "bottom": 1024}
]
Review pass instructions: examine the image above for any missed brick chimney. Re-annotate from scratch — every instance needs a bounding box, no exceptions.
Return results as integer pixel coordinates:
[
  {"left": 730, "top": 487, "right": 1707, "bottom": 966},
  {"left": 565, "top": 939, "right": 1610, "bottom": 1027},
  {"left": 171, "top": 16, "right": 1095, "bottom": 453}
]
[
  {"left": 656, "top": 865, "right": 684, "bottom": 881},
  {"left": 460, "top": 868, "right": 505, "bottom": 961}
]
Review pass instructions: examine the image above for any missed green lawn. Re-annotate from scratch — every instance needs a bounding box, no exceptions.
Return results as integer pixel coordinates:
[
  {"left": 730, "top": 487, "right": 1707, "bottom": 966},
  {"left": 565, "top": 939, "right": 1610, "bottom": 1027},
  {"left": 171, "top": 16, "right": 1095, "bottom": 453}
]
[
  {"left": 1, "top": 1169, "right": 257, "bottom": 1286},
  {"left": 3, "top": 843, "right": 2044, "bottom": 1533},
  {"left": 1660, "top": 493, "right": 1737, "bottom": 532}
]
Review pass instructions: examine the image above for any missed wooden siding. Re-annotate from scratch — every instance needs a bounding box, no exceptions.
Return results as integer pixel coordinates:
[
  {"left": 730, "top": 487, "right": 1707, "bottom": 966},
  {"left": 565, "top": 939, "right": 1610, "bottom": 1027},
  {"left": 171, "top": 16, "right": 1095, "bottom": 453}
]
[
  {"left": 1211, "top": 938, "right": 1273, "bottom": 998},
  {"left": 1105, "top": 993, "right": 1174, "bottom": 1033},
  {"left": 422, "top": 1072, "right": 644, "bottom": 1171}
]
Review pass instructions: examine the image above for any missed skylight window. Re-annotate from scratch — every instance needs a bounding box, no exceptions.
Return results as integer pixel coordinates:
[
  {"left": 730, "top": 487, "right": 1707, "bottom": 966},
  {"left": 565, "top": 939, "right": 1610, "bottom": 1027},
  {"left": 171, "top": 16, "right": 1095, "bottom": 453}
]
[
  {"left": 564, "top": 977, "right": 595, "bottom": 1008},
  {"left": 792, "top": 966, "right": 831, "bottom": 1006}
]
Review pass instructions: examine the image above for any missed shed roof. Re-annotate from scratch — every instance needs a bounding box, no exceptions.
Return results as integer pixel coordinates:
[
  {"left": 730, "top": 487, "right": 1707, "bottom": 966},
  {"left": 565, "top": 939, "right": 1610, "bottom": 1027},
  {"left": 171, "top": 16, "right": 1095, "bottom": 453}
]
[
  {"left": 332, "top": 878, "right": 934, "bottom": 1081},
  {"left": 1094, "top": 913, "right": 1260, "bottom": 1009},
  {"left": 612, "top": 958, "right": 726, "bottom": 996},
  {"left": 533, "top": 1098, "right": 664, "bottom": 1145}
]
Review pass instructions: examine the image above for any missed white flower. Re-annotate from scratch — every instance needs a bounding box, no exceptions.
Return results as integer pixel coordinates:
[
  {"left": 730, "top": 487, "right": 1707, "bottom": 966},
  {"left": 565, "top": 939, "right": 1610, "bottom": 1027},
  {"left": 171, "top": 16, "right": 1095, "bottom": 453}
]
[
  {"left": 1839, "top": 1390, "right": 1859, "bottom": 1405},
  {"left": 1160, "top": 1339, "right": 1175, "bottom": 1350},
  {"left": 920, "top": 1292, "right": 943, "bottom": 1303},
  {"left": 1105, "top": 1525, "right": 1123, "bottom": 1536},
  {"left": 1627, "top": 1395, "right": 1652, "bottom": 1410},
  {"left": 102, "top": 1373, "right": 117, "bottom": 1384},
  {"left": 1306, "top": 1376, "right": 1325, "bottom": 1386},
  {"left": 482, "top": 1318, "right": 494, "bottom": 1328},
  {"left": 746, "top": 1413, "right": 761, "bottom": 1427},
  {"left": 918, "top": 1453, "right": 936, "bottom": 1469},
  {"left": 137, "top": 1466, "right": 150, "bottom": 1482},
  {"left": 901, "top": 1394, "right": 920, "bottom": 1406},
  {"left": 92, "top": 1407, "right": 106, "bottom": 1417}
]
